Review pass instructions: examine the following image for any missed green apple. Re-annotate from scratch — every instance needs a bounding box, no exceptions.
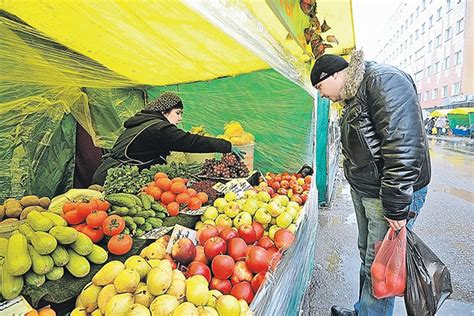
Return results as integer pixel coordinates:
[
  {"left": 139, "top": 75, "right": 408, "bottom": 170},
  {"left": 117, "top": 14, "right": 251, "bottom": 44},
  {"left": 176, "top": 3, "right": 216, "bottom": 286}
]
[
  {"left": 225, "top": 191, "right": 237, "bottom": 202},
  {"left": 195, "top": 221, "right": 204, "bottom": 230},
  {"left": 233, "top": 212, "right": 252, "bottom": 228},
  {"left": 203, "top": 219, "right": 216, "bottom": 226},
  {"left": 203, "top": 206, "right": 219, "bottom": 221},
  {"left": 216, "top": 295, "right": 240, "bottom": 316},
  {"left": 243, "top": 190, "right": 258, "bottom": 199},
  {"left": 224, "top": 202, "right": 240, "bottom": 218},
  {"left": 276, "top": 212, "right": 292, "bottom": 228},
  {"left": 207, "top": 289, "right": 223, "bottom": 308},
  {"left": 215, "top": 214, "right": 232, "bottom": 228},
  {"left": 256, "top": 191, "right": 271, "bottom": 202},
  {"left": 242, "top": 198, "right": 259, "bottom": 215},
  {"left": 257, "top": 200, "right": 268, "bottom": 208},
  {"left": 273, "top": 195, "right": 289, "bottom": 206},
  {"left": 287, "top": 223, "right": 297, "bottom": 233},
  {"left": 254, "top": 208, "right": 272, "bottom": 224},
  {"left": 236, "top": 199, "right": 246, "bottom": 208},
  {"left": 285, "top": 206, "right": 298, "bottom": 220},
  {"left": 269, "top": 225, "right": 281, "bottom": 240},
  {"left": 214, "top": 198, "right": 228, "bottom": 212},
  {"left": 266, "top": 201, "right": 284, "bottom": 217},
  {"left": 287, "top": 201, "right": 300, "bottom": 209}
]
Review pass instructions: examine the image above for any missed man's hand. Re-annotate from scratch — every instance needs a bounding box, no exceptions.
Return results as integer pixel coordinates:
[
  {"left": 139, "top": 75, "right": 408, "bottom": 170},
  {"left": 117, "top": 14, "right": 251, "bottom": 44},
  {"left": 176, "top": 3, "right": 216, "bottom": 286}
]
[{"left": 384, "top": 217, "right": 406, "bottom": 231}]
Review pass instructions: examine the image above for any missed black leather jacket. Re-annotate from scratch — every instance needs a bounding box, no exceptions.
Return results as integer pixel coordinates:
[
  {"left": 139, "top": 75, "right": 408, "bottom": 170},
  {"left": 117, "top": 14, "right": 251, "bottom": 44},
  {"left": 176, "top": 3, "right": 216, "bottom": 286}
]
[{"left": 340, "top": 54, "right": 431, "bottom": 220}]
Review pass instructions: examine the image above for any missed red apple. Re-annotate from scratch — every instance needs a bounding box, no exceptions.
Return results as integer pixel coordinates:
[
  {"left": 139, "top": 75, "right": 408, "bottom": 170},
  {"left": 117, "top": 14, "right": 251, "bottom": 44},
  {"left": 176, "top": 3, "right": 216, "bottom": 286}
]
[
  {"left": 293, "top": 186, "right": 304, "bottom": 194},
  {"left": 291, "top": 194, "right": 303, "bottom": 205},
  {"left": 231, "top": 281, "right": 254, "bottom": 304},
  {"left": 186, "top": 261, "right": 211, "bottom": 282},
  {"left": 274, "top": 228, "right": 295, "bottom": 250},
  {"left": 215, "top": 225, "right": 227, "bottom": 234},
  {"left": 231, "top": 261, "right": 253, "bottom": 285},
  {"left": 266, "top": 246, "right": 279, "bottom": 258},
  {"left": 277, "top": 188, "right": 288, "bottom": 195},
  {"left": 204, "top": 237, "right": 226, "bottom": 261},
  {"left": 238, "top": 224, "right": 257, "bottom": 245},
  {"left": 210, "top": 277, "right": 232, "bottom": 294},
  {"left": 194, "top": 245, "right": 208, "bottom": 265},
  {"left": 251, "top": 222, "right": 264, "bottom": 240},
  {"left": 211, "top": 255, "right": 235, "bottom": 279},
  {"left": 251, "top": 272, "right": 267, "bottom": 293},
  {"left": 164, "top": 253, "right": 177, "bottom": 269},
  {"left": 246, "top": 246, "right": 271, "bottom": 273},
  {"left": 257, "top": 236, "right": 274, "bottom": 250},
  {"left": 264, "top": 187, "right": 275, "bottom": 195},
  {"left": 302, "top": 184, "right": 311, "bottom": 191},
  {"left": 280, "top": 180, "right": 289, "bottom": 189},
  {"left": 171, "top": 238, "right": 196, "bottom": 265},
  {"left": 220, "top": 227, "right": 239, "bottom": 242},
  {"left": 197, "top": 224, "right": 219, "bottom": 246},
  {"left": 227, "top": 237, "right": 248, "bottom": 262},
  {"left": 271, "top": 181, "right": 280, "bottom": 190}
]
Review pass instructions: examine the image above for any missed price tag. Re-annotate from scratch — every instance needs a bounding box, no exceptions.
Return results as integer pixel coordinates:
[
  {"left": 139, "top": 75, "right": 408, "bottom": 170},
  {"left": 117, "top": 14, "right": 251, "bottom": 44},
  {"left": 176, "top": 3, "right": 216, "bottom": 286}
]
[
  {"left": 179, "top": 206, "right": 207, "bottom": 216},
  {"left": 166, "top": 224, "right": 198, "bottom": 253},
  {"left": 140, "top": 226, "right": 174, "bottom": 239},
  {"left": 0, "top": 296, "right": 33, "bottom": 315},
  {"left": 212, "top": 178, "right": 252, "bottom": 199}
]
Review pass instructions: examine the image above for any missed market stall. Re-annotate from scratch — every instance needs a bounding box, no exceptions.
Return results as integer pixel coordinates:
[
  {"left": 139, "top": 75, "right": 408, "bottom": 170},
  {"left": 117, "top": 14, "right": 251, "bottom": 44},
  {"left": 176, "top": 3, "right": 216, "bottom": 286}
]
[
  {"left": 0, "top": 0, "right": 355, "bottom": 314},
  {"left": 447, "top": 107, "right": 474, "bottom": 137}
]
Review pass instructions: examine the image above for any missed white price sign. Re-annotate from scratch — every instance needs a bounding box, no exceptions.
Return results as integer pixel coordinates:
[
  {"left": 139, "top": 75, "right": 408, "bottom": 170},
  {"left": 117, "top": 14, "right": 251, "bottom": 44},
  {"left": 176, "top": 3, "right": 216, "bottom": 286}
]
[
  {"left": 212, "top": 178, "right": 252, "bottom": 199},
  {"left": 165, "top": 224, "right": 198, "bottom": 253}
]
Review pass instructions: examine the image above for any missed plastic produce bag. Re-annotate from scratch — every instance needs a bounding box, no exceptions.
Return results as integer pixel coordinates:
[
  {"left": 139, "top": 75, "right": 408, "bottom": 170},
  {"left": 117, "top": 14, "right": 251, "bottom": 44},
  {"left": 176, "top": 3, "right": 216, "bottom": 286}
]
[
  {"left": 371, "top": 226, "right": 407, "bottom": 299},
  {"left": 404, "top": 228, "right": 452, "bottom": 316}
]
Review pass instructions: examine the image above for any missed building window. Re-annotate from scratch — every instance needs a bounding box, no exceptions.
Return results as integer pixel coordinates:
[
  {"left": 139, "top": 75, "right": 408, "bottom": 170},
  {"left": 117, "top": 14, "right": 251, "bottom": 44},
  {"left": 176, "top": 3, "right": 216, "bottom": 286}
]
[
  {"left": 410, "top": 35, "right": 413, "bottom": 44},
  {"left": 445, "top": 27, "right": 452, "bottom": 41},
  {"left": 444, "top": 56, "right": 450, "bottom": 69},
  {"left": 425, "top": 91, "right": 430, "bottom": 101},
  {"left": 426, "top": 65, "right": 431, "bottom": 76},
  {"left": 456, "top": 18, "right": 464, "bottom": 33},
  {"left": 437, "top": 7, "right": 442, "bottom": 20},
  {"left": 405, "top": 20, "right": 408, "bottom": 29},
  {"left": 417, "top": 93, "right": 422, "bottom": 101},
  {"left": 442, "top": 85, "right": 448, "bottom": 97},
  {"left": 429, "top": 16, "right": 433, "bottom": 28},
  {"left": 428, "top": 40, "right": 432, "bottom": 52},
  {"left": 422, "top": 0, "right": 426, "bottom": 10},
  {"left": 455, "top": 50, "right": 463, "bottom": 65},
  {"left": 415, "top": 70, "right": 424, "bottom": 81},
  {"left": 410, "top": 13, "right": 414, "bottom": 24},
  {"left": 432, "top": 88, "right": 438, "bottom": 99},
  {"left": 409, "top": 55, "right": 412, "bottom": 64},
  {"left": 435, "top": 35, "right": 442, "bottom": 47},
  {"left": 446, "top": 0, "right": 452, "bottom": 12},
  {"left": 415, "top": 29, "right": 419, "bottom": 39},
  {"left": 422, "top": 23, "right": 426, "bottom": 34},
  {"left": 452, "top": 82, "right": 460, "bottom": 95},
  {"left": 435, "top": 62, "right": 440, "bottom": 73},
  {"left": 416, "top": 6, "right": 420, "bottom": 17}
]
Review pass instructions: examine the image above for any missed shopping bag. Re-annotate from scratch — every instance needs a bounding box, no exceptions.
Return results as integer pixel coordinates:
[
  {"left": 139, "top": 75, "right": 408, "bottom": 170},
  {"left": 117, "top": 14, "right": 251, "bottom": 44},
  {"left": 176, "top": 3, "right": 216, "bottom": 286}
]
[
  {"left": 404, "top": 228, "right": 452, "bottom": 316},
  {"left": 371, "top": 226, "right": 407, "bottom": 299}
]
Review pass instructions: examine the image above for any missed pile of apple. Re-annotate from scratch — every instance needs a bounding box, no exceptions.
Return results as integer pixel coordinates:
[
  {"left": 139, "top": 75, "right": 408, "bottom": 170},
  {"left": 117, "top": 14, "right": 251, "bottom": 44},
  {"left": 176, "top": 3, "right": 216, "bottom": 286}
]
[
  {"left": 195, "top": 190, "right": 302, "bottom": 237},
  {"left": 254, "top": 172, "right": 312, "bottom": 206},
  {"left": 171, "top": 224, "right": 295, "bottom": 305}
]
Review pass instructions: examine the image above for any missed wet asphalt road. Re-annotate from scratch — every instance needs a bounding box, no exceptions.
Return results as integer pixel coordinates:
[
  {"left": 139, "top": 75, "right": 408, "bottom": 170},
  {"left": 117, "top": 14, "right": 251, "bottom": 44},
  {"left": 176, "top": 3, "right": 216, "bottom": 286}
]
[{"left": 301, "top": 138, "right": 474, "bottom": 315}]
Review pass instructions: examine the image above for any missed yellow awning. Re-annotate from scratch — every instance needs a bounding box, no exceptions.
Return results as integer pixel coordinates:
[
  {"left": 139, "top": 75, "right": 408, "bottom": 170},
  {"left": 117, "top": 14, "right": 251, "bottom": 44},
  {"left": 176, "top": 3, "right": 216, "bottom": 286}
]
[
  {"left": 448, "top": 107, "right": 474, "bottom": 115},
  {"left": 430, "top": 109, "right": 450, "bottom": 117}
]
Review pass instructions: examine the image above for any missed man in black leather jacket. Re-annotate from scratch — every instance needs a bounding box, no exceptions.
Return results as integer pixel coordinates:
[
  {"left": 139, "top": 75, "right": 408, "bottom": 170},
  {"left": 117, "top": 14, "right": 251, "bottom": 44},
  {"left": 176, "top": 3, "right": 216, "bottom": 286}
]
[{"left": 311, "top": 51, "right": 431, "bottom": 316}]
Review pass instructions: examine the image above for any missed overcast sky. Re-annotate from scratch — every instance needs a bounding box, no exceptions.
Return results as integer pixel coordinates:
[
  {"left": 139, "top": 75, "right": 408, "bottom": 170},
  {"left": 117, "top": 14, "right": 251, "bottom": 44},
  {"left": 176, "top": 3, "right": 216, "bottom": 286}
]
[{"left": 352, "top": 0, "right": 401, "bottom": 60}]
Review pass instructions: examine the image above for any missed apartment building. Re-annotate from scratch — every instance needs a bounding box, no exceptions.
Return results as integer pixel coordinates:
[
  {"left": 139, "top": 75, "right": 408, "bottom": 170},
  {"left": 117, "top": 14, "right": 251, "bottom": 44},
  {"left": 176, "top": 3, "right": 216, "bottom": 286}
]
[{"left": 374, "top": 0, "right": 473, "bottom": 110}]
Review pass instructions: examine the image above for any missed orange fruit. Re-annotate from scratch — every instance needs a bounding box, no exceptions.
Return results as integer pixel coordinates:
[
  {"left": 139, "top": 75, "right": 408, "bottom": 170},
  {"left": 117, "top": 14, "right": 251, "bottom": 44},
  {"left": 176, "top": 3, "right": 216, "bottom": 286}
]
[
  {"left": 156, "top": 178, "right": 172, "bottom": 191},
  {"left": 171, "top": 177, "right": 186, "bottom": 184},
  {"left": 187, "top": 188, "right": 198, "bottom": 197},
  {"left": 167, "top": 202, "right": 180, "bottom": 216},
  {"left": 188, "top": 197, "right": 202, "bottom": 210},
  {"left": 176, "top": 193, "right": 191, "bottom": 205},
  {"left": 148, "top": 187, "right": 163, "bottom": 200},
  {"left": 170, "top": 182, "right": 187, "bottom": 194},
  {"left": 38, "top": 308, "right": 56, "bottom": 316},
  {"left": 25, "top": 310, "right": 39, "bottom": 316},
  {"left": 154, "top": 172, "right": 169, "bottom": 181},
  {"left": 161, "top": 191, "right": 176, "bottom": 205},
  {"left": 197, "top": 192, "right": 209, "bottom": 204}
]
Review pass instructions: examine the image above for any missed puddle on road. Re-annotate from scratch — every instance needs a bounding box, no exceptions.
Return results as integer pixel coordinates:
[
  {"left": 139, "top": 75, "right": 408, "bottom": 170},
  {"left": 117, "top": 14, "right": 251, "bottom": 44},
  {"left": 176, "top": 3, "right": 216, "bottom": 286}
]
[
  {"left": 319, "top": 213, "right": 342, "bottom": 227},
  {"left": 326, "top": 251, "right": 341, "bottom": 273},
  {"left": 431, "top": 187, "right": 474, "bottom": 204}
]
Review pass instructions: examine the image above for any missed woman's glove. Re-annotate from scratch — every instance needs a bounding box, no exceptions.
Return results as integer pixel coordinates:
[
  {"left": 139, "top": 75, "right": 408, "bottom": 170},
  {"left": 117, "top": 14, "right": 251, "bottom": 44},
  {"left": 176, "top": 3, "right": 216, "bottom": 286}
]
[{"left": 231, "top": 147, "right": 246, "bottom": 160}]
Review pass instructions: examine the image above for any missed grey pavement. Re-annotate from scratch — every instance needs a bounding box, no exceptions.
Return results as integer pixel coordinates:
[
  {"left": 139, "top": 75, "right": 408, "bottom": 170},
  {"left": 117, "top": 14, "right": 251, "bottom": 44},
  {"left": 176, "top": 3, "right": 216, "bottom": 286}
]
[{"left": 301, "top": 138, "right": 474, "bottom": 315}]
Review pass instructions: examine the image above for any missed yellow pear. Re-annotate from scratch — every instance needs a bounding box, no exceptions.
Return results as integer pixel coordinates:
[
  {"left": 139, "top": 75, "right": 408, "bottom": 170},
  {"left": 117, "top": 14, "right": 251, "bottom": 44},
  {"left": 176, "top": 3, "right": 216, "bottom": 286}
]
[
  {"left": 91, "top": 310, "right": 103, "bottom": 316},
  {"left": 206, "top": 290, "right": 222, "bottom": 308},
  {"left": 98, "top": 284, "right": 117, "bottom": 314},
  {"left": 238, "top": 299, "right": 249, "bottom": 315},
  {"left": 114, "top": 268, "right": 141, "bottom": 293},
  {"left": 105, "top": 293, "right": 134, "bottom": 316},
  {"left": 166, "top": 278, "right": 186, "bottom": 302},
  {"left": 147, "top": 266, "right": 172, "bottom": 296},
  {"left": 134, "top": 283, "right": 155, "bottom": 308},
  {"left": 171, "top": 269, "right": 186, "bottom": 281},
  {"left": 70, "top": 307, "right": 87, "bottom": 316},
  {"left": 185, "top": 276, "right": 209, "bottom": 306},
  {"left": 149, "top": 294, "right": 179, "bottom": 315},
  {"left": 80, "top": 282, "right": 102, "bottom": 313},
  {"left": 92, "top": 260, "right": 124, "bottom": 286},
  {"left": 216, "top": 295, "right": 240, "bottom": 316},
  {"left": 144, "top": 242, "right": 166, "bottom": 260},
  {"left": 126, "top": 303, "right": 151, "bottom": 316},
  {"left": 197, "top": 306, "right": 219, "bottom": 316},
  {"left": 125, "top": 255, "right": 151, "bottom": 279},
  {"left": 172, "top": 302, "right": 198, "bottom": 316}
]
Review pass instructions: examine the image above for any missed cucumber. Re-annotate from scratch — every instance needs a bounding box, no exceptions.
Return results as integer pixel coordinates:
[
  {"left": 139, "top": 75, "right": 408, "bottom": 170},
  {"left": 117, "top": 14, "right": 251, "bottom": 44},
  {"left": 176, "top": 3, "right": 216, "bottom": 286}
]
[{"left": 105, "top": 193, "right": 136, "bottom": 208}]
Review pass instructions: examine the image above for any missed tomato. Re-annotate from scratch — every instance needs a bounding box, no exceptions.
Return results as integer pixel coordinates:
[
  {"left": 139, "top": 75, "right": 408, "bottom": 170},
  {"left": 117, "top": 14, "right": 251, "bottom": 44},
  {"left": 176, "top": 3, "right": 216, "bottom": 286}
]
[
  {"left": 170, "top": 182, "right": 187, "bottom": 194},
  {"left": 97, "top": 200, "right": 110, "bottom": 212},
  {"left": 148, "top": 187, "right": 163, "bottom": 201},
  {"left": 175, "top": 193, "right": 191, "bottom": 205},
  {"left": 231, "top": 281, "right": 254, "bottom": 304},
  {"left": 154, "top": 172, "right": 168, "bottom": 181},
  {"left": 188, "top": 197, "right": 202, "bottom": 210},
  {"left": 211, "top": 255, "right": 235, "bottom": 279},
  {"left": 74, "top": 223, "right": 87, "bottom": 232},
  {"left": 82, "top": 225, "right": 104, "bottom": 243},
  {"left": 227, "top": 238, "right": 248, "bottom": 262},
  {"left": 160, "top": 191, "right": 176, "bottom": 205},
  {"left": 245, "top": 246, "right": 271, "bottom": 273},
  {"left": 63, "top": 210, "right": 85, "bottom": 225},
  {"left": 108, "top": 234, "right": 133, "bottom": 255},
  {"left": 156, "top": 178, "right": 172, "bottom": 191},
  {"left": 251, "top": 272, "right": 267, "bottom": 293},
  {"left": 88, "top": 199, "right": 99, "bottom": 211},
  {"left": 102, "top": 215, "right": 125, "bottom": 236},
  {"left": 86, "top": 210, "right": 108, "bottom": 228},
  {"left": 210, "top": 277, "right": 232, "bottom": 295},
  {"left": 186, "top": 261, "right": 212, "bottom": 282},
  {"left": 273, "top": 228, "right": 295, "bottom": 250},
  {"left": 77, "top": 202, "right": 93, "bottom": 218},
  {"left": 187, "top": 188, "right": 197, "bottom": 197},
  {"left": 204, "top": 237, "right": 226, "bottom": 261},
  {"left": 166, "top": 202, "right": 180, "bottom": 217},
  {"left": 197, "top": 192, "right": 208, "bottom": 204},
  {"left": 62, "top": 202, "right": 77, "bottom": 214}
]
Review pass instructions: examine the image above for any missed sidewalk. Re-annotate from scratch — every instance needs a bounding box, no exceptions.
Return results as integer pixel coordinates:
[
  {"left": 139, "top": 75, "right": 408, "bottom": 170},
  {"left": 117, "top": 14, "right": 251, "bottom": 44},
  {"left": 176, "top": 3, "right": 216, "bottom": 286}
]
[{"left": 427, "top": 135, "right": 474, "bottom": 155}]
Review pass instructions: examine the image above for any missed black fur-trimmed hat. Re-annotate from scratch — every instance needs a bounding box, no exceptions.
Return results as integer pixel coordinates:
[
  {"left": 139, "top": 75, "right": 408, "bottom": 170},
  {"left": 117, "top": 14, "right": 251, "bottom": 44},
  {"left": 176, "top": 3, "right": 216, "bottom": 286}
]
[
  {"left": 310, "top": 54, "right": 349, "bottom": 86},
  {"left": 146, "top": 92, "right": 183, "bottom": 112}
]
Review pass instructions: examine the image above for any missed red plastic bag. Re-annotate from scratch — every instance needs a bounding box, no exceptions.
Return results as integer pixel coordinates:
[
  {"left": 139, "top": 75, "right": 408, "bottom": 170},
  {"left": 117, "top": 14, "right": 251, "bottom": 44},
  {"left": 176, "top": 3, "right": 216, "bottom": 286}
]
[{"left": 371, "top": 226, "right": 407, "bottom": 299}]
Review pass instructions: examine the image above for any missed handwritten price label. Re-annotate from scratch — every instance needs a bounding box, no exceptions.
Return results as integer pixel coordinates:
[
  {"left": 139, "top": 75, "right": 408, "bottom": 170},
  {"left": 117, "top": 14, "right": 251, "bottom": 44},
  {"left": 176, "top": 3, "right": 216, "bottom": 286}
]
[
  {"left": 165, "top": 224, "right": 198, "bottom": 253},
  {"left": 0, "top": 296, "right": 33, "bottom": 315},
  {"left": 179, "top": 206, "right": 206, "bottom": 216},
  {"left": 212, "top": 178, "right": 252, "bottom": 199}
]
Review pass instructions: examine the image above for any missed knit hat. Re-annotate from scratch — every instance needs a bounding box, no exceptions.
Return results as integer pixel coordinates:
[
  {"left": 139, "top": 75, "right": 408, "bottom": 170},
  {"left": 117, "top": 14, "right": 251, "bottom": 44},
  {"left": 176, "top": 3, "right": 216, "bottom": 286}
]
[
  {"left": 146, "top": 92, "right": 183, "bottom": 112},
  {"left": 310, "top": 54, "right": 349, "bottom": 86}
]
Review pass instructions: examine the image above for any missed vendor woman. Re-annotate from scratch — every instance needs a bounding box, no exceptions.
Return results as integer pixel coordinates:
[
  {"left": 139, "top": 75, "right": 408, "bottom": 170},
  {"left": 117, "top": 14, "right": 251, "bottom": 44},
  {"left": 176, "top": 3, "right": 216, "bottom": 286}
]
[{"left": 92, "top": 92, "right": 234, "bottom": 185}]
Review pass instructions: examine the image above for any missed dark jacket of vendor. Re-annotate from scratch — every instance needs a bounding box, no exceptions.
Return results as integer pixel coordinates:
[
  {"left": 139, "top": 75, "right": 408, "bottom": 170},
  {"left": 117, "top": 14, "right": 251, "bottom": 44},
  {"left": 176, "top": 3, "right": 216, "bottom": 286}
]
[{"left": 92, "top": 92, "right": 231, "bottom": 185}]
